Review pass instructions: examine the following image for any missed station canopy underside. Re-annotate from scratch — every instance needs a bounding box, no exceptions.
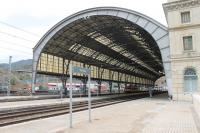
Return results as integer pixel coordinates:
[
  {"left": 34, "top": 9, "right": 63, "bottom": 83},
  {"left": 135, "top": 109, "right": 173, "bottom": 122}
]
[{"left": 36, "top": 15, "right": 164, "bottom": 84}]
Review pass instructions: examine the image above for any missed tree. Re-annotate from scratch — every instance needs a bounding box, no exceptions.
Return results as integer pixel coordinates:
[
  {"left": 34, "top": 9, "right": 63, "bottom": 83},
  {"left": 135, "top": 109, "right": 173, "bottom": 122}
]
[{"left": 10, "top": 77, "right": 16, "bottom": 85}]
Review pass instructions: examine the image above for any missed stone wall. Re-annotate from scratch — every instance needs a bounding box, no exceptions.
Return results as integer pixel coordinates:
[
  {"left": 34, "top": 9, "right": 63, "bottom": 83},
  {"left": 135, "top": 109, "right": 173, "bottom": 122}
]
[{"left": 193, "top": 93, "right": 200, "bottom": 118}]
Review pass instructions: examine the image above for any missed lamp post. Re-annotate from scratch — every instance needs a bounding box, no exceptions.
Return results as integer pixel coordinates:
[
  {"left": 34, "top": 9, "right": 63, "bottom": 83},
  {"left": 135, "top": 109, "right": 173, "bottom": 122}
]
[{"left": 7, "top": 56, "right": 12, "bottom": 96}]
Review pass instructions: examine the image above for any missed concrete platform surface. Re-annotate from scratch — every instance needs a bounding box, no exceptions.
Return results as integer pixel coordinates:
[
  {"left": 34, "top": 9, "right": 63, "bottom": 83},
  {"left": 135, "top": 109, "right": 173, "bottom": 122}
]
[
  {"left": 0, "top": 93, "right": 134, "bottom": 111},
  {"left": 1, "top": 94, "right": 199, "bottom": 133},
  {"left": 0, "top": 95, "right": 60, "bottom": 102},
  {"left": 0, "top": 95, "right": 57, "bottom": 100}
]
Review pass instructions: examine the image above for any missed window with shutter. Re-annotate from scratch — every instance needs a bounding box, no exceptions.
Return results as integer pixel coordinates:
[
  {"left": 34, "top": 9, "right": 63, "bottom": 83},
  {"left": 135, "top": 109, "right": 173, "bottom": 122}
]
[{"left": 181, "top": 11, "right": 190, "bottom": 23}]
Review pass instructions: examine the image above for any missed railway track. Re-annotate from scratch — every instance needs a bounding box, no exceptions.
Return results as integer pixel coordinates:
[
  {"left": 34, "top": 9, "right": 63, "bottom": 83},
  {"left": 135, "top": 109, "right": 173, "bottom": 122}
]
[{"left": 0, "top": 92, "right": 156, "bottom": 127}]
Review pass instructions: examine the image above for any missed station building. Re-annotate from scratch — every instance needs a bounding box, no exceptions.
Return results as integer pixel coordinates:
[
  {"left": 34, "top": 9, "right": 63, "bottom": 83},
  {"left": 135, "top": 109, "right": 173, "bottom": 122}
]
[
  {"left": 163, "top": 0, "right": 200, "bottom": 100},
  {"left": 32, "top": 0, "right": 200, "bottom": 101}
]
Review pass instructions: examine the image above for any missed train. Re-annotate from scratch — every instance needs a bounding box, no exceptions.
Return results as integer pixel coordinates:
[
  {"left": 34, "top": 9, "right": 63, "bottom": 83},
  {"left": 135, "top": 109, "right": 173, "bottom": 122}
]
[{"left": 123, "top": 84, "right": 140, "bottom": 93}]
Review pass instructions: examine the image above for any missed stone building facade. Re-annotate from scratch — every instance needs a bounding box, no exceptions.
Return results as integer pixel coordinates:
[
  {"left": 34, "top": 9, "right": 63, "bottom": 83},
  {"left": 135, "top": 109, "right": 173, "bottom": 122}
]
[{"left": 163, "top": 0, "right": 200, "bottom": 101}]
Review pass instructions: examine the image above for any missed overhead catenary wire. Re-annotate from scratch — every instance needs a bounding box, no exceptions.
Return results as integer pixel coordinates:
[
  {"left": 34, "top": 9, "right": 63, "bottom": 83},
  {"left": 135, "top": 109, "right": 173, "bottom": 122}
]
[
  {"left": 0, "top": 21, "right": 40, "bottom": 37},
  {"left": 0, "top": 22, "right": 36, "bottom": 61},
  {"left": 0, "top": 22, "right": 41, "bottom": 66},
  {"left": 0, "top": 46, "right": 32, "bottom": 55},
  {"left": 0, "top": 39, "right": 33, "bottom": 49},
  {"left": 0, "top": 30, "right": 37, "bottom": 43}
]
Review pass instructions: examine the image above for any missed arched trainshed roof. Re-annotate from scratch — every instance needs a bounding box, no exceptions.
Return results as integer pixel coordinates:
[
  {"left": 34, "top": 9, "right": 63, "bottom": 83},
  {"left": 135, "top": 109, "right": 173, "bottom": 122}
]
[{"left": 32, "top": 7, "right": 171, "bottom": 91}]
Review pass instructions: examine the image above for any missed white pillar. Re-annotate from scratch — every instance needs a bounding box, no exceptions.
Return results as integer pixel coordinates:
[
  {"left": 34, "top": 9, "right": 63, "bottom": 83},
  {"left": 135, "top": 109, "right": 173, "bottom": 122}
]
[
  {"left": 69, "top": 64, "right": 73, "bottom": 128},
  {"left": 166, "top": 78, "right": 172, "bottom": 97},
  {"left": 88, "top": 74, "right": 91, "bottom": 122}
]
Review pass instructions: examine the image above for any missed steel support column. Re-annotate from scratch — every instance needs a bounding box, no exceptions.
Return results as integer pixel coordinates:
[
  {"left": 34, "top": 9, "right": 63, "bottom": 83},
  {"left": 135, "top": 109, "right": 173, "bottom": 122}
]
[
  {"left": 97, "top": 80, "right": 102, "bottom": 94},
  {"left": 82, "top": 78, "right": 87, "bottom": 95},
  {"left": 118, "top": 82, "right": 120, "bottom": 93},
  {"left": 109, "top": 81, "right": 112, "bottom": 94}
]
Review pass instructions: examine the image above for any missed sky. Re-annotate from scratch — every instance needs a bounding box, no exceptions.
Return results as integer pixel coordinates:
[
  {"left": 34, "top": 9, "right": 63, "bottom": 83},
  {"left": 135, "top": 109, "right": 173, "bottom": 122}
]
[{"left": 0, "top": 0, "right": 167, "bottom": 63}]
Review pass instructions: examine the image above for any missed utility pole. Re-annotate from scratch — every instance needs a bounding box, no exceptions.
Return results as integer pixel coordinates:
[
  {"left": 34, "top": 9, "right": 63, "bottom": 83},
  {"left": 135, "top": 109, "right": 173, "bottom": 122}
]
[{"left": 7, "top": 56, "right": 12, "bottom": 96}]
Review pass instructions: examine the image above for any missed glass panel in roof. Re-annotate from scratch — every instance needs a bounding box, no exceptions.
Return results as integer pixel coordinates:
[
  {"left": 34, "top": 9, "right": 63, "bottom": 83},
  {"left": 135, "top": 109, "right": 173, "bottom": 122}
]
[
  {"left": 123, "top": 52, "right": 132, "bottom": 58},
  {"left": 95, "top": 36, "right": 111, "bottom": 46},
  {"left": 110, "top": 59, "right": 118, "bottom": 65},
  {"left": 131, "top": 34, "right": 141, "bottom": 41},
  {"left": 96, "top": 54, "right": 110, "bottom": 62},
  {"left": 107, "top": 43, "right": 116, "bottom": 48},
  {"left": 69, "top": 43, "right": 82, "bottom": 52},
  {"left": 88, "top": 33, "right": 113, "bottom": 47},
  {"left": 68, "top": 44, "right": 76, "bottom": 51},
  {"left": 76, "top": 46, "right": 96, "bottom": 56},
  {"left": 77, "top": 48, "right": 84, "bottom": 54},
  {"left": 115, "top": 61, "right": 122, "bottom": 67},
  {"left": 93, "top": 33, "right": 101, "bottom": 39},
  {"left": 105, "top": 58, "right": 112, "bottom": 63},
  {"left": 112, "top": 45, "right": 124, "bottom": 52},
  {"left": 125, "top": 29, "right": 136, "bottom": 34},
  {"left": 87, "top": 50, "right": 96, "bottom": 56},
  {"left": 82, "top": 49, "right": 89, "bottom": 55},
  {"left": 120, "top": 64, "right": 126, "bottom": 69},
  {"left": 87, "top": 31, "right": 96, "bottom": 37},
  {"left": 91, "top": 52, "right": 99, "bottom": 58}
]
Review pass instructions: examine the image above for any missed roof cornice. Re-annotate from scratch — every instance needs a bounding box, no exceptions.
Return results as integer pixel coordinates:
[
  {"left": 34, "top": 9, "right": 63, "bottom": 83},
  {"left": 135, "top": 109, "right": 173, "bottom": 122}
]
[{"left": 163, "top": 0, "right": 200, "bottom": 12}]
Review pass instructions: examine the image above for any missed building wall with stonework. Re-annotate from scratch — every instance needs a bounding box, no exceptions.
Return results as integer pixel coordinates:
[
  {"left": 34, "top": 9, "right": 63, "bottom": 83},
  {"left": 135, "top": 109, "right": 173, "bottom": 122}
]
[{"left": 163, "top": 0, "right": 200, "bottom": 101}]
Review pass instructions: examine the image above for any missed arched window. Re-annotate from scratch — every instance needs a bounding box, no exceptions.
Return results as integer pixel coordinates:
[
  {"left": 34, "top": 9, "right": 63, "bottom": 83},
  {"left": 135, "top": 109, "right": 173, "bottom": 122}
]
[
  {"left": 184, "top": 68, "right": 197, "bottom": 76},
  {"left": 184, "top": 68, "right": 197, "bottom": 92}
]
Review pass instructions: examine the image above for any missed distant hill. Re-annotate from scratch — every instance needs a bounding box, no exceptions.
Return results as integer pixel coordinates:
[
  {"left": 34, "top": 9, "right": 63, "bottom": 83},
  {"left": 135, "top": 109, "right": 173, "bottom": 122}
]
[
  {"left": 0, "top": 59, "right": 58, "bottom": 89},
  {"left": 0, "top": 59, "right": 32, "bottom": 71}
]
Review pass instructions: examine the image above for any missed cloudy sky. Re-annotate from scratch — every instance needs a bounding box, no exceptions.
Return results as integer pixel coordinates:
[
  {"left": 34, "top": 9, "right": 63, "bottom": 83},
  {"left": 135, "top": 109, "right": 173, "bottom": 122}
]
[{"left": 0, "top": 0, "right": 167, "bottom": 63}]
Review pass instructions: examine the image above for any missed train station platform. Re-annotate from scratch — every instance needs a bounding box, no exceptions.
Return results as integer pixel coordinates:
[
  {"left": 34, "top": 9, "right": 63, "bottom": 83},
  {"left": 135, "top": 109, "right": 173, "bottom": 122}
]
[
  {"left": 1, "top": 93, "right": 200, "bottom": 133},
  {"left": 0, "top": 95, "right": 60, "bottom": 102},
  {"left": 0, "top": 93, "right": 144, "bottom": 111},
  {"left": 0, "top": 93, "right": 134, "bottom": 103}
]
